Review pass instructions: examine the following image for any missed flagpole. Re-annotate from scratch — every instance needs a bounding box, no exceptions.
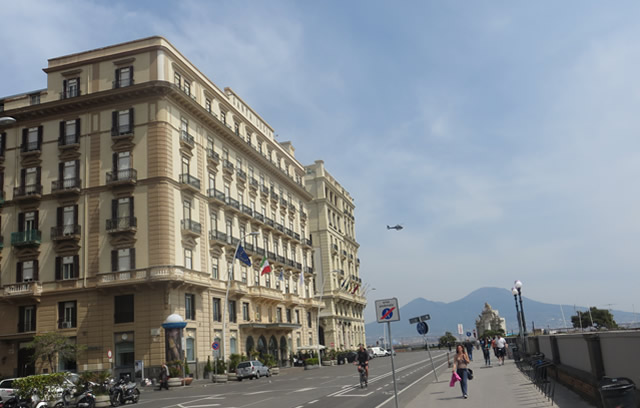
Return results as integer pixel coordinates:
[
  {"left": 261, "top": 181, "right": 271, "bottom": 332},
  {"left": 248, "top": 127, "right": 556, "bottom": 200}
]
[{"left": 222, "top": 232, "right": 258, "bottom": 366}]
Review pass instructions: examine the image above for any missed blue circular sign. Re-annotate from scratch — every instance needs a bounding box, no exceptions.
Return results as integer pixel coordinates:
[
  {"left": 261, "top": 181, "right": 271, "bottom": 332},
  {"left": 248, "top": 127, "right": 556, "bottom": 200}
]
[
  {"left": 212, "top": 342, "right": 219, "bottom": 350},
  {"left": 417, "top": 322, "right": 429, "bottom": 335},
  {"left": 466, "top": 332, "right": 472, "bottom": 337},
  {"left": 382, "top": 308, "right": 393, "bottom": 320}
]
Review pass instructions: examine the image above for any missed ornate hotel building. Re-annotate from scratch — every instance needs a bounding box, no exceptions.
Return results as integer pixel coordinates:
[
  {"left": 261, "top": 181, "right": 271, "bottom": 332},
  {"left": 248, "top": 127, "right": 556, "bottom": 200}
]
[
  {"left": 0, "top": 37, "right": 325, "bottom": 379},
  {"left": 305, "top": 161, "right": 366, "bottom": 350}
]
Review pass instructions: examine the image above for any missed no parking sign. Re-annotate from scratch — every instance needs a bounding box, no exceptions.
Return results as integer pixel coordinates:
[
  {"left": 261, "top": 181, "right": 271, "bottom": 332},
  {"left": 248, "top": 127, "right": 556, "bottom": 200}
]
[{"left": 376, "top": 298, "right": 400, "bottom": 323}]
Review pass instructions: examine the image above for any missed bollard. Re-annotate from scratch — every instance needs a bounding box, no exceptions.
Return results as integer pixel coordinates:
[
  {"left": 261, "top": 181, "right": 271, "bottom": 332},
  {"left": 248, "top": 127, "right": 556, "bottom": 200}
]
[{"left": 447, "top": 352, "right": 452, "bottom": 368}]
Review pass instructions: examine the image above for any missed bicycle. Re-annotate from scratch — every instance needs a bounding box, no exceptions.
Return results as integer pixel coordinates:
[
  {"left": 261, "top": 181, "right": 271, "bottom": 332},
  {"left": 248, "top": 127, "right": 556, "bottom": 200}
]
[{"left": 358, "top": 364, "right": 368, "bottom": 388}]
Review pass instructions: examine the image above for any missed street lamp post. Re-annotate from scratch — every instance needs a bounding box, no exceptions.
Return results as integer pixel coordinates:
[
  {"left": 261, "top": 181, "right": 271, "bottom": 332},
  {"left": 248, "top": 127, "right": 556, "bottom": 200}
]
[
  {"left": 221, "top": 231, "right": 259, "bottom": 365},
  {"left": 0, "top": 117, "right": 17, "bottom": 126},
  {"left": 512, "top": 287, "right": 524, "bottom": 352},
  {"left": 514, "top": 280, "right": 527, "bottom": 353}
]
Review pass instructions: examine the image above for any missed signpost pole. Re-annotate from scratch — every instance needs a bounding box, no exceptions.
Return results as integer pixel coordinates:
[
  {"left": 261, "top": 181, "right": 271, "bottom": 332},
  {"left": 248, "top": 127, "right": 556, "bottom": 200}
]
[
  {"left": 424, "top": 335, "right": 438, "bottom": 382},
  {"left": 387, "top": 321, "right": 399, "bottom": 408}
]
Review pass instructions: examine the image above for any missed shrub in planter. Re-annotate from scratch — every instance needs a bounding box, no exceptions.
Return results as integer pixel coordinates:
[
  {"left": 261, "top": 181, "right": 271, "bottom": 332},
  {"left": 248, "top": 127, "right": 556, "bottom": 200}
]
[
  {"left": 305, "top": 357, "right": 319, "bottom": 366},
  {"left": 214, "top": 358, "right": 227, "bottom": 374},
  {"left": 228, "top": 354, "right": 243, "bottom": 372},
  {"left": 169, "top": 360, "right": 183, "bottom": 377},
  {"left": 260, "top": 353, "right": 277, "bottom": 368},
  {"left": 184, "top": 359, "right": 191, "bottom": 376},
  {"left": 13, "top": 372, "right": 67, "bottom": 402},
  {"left": 204, "top": 356, "right": 212, "bottom": 378}
]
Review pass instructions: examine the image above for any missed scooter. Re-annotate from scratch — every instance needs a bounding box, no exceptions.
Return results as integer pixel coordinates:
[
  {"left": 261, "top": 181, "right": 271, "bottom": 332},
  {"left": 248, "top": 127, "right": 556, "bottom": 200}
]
[
  {"left": 3, "top": 391, "right": 48, "bottom": 408},
  {"left": 109, "top": 377, "right": 139, "bottom": 406},
  {"left": 53, "top": 382, "right": 96, "bottom": 408}
]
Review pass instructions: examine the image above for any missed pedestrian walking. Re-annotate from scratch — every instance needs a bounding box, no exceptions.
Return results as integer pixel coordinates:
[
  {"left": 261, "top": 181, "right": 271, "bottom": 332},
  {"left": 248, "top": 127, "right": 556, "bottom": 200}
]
[
  {"left": 491, "top": 336, "right": 498, "bottom": 358},
  {"left": 159, "top": 362, "right": 170, "bottom": 390},
  {"left": 452, "top": 344, "right": 471, "bottom": 399},
  {"left": 465, "top": 340, "right": 474, "bottom": 361},
  {"left": 496, "top": 335, "right": 507, "bottom": 365},
  {"left": 480, "top": 337, "right": 491, "bottom": 366}
]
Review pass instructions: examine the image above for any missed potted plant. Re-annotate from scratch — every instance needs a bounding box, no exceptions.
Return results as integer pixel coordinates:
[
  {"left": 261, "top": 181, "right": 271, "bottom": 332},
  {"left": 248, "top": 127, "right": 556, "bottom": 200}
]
[
  {"left": 212, "top": 359, "right": 227, "bottom": 383},
  {"left": 304, "top": 357, "right": 319, "bottom": 370},
  {"left": 168, "top": 360, "right": 183, "bottom": 387},
  {"left": 204, "top": 356, "right": 212, "bottom": 379},
  {"left": 227, "top": 354, "right": 242, "bottom": 381},
  {"left": 260, "top": 354, "right": 279, "bottom": 375},
  {"left": 183, "top": 359, "right": 193, "bottom": 385},
  {"left": 79, "top": 371, "right": 111, "bottom": 407},
  {"left": 329, "top": 349, "right": 338, "bottom": 366}
]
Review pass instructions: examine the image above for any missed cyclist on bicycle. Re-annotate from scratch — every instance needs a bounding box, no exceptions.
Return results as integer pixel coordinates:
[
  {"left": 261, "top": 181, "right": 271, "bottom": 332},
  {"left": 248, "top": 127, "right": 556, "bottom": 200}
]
[{"left": 355, "top": 344, "right": 369, "bottom": 379}]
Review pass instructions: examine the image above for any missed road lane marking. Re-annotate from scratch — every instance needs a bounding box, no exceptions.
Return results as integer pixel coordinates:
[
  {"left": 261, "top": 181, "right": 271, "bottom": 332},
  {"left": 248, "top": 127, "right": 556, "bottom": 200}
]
[
  {"left": 373, "top": 360, "right": 450, "bottom": 408},
  {"left": 308, "top": 400, "right": 319, "bottom": 404},
  {"left": 292, "top": 387, "right": 316, "bottom": 393},
  {"left": 243, "top": 391, "right": 272, "bottom": 395}
]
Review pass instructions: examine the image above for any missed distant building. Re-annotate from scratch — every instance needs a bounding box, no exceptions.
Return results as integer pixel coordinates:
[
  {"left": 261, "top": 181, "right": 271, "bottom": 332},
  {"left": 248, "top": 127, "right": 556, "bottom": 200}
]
[{"left": 475, "top": 302, "right": 506, "bottom": 336}]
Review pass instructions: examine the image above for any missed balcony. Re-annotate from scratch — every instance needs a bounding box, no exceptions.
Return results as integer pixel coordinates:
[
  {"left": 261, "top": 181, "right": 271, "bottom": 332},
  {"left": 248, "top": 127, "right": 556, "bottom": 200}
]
[
  {"left": 58, "top": 134, "right": 79, "bottom": 149},
  {"left": 222, "top": 160, "right": 234, "bottom": 177},
  {"left": 236, "top": 169, "right": 247, "bottom": 182},
  {"left": 285, "top": 228, "right": 294, "bottom": 238},
  {"left": 241, "top": 204, "right": 253, "bottom": 217},
  {"left": 207, "top": 149, "right": 220, "bottom": 166},
  {"left": 304, "top": 266, "right": 314, "bottom": 274},
  {"left": 209, "top": 230, "right": 227, "bottom": 245},
  {"left": 253, "top": 211, "right": 264, "bottom": 222},
  {"left": 225, "top": 197, "right": 240, "bottom": 212},
  {"left": 60, "top": 89, "right": 81, "bottom": 99},
  {"left": 179, "top": 174, "right": 201, "bottom": 192},
  {"left": 111, "top": 124, "right": 133, "bottom": 138},
  {"left": 341, "top": 250, "right": 348, "bottom": 258},
  {"left": 180, "top": 130, "right": 195, "bottom": 148},
  {"left": 288, "top": 203, "right": 297, "bottom": 214},
  {"left": 331, "top": 244, "right": 339, "bottom": 254},
  {"left": 11, "top": 230, "right": 42, "bottom": 247},
  {"left": 106, "top": 216, "right": 137, "bottom": 233},
  {"left": 280, "top": 198, "right": 288, "bottom": 208},
  {"left": 13, "top": 184, "right": 43, "bottom": 201},
  {"left": 276, "top": 255, "right": 285, "bottom": 264},
  {"left": 293, "top": 232, "right": 300, "bottom": 241},
  {"left": 4, "top": 281, "right": 42, "bottom": 297},
  {"left": 51, "top": 177, "right": 81, "bottom": 195},
  {"left": 295, "top": 262, "right": 302, "bottom": 270},
  {"left": 181, "top": 219, "right": 202, "bottom": 236},
  {"left": 249, "top": 178, "right": 259, "bottom": 191},
  {"left": 51, "top": 225, "right": 81, "bottom": 241},
  {"left": 267, "top": 251, "right": 276, "bottom": 260},
  {"left": 255, "top": 246, "right": 265, "bottom": 256},
  {"left": 285, "top": 259, "right": 295, "bottom": 267},
  {"left": 259, "top": 185, "right": 269, "bottom": 197},
  {"left": 265, "top": 217, "right": 275, "bottom": 229},
  {"left": 270, "top": 191, "right": 279, "bottom": 202},
  {"left": 300, "top": 211, "right": 308, "bottom": 221},
  {"left": 207, "top": 188, "right": 225, "bottom": 205},
  {"left": 275, "top": 223, "right": 284, "bottom": 233},
  {"left": 112, "top": 78, "right": 135, "bottom": 88},
  {"left": 106, "top": 168, "right": 137, "bottom": 186},
  {"left": 21, "top": 141, "right": 42, "bottom": 154}
]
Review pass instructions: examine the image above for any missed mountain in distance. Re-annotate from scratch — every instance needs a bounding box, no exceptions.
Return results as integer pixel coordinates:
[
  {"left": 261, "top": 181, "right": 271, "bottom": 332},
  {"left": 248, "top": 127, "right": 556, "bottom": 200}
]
[{"left": 364, "top": 287, "right": 638, "bottom": 345}]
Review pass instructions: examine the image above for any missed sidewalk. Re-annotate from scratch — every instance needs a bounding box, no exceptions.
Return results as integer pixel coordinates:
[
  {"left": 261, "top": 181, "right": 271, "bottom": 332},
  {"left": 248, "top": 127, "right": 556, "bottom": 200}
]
[{"left": 406, "top": 358, "right": 595, "bottom": 408}]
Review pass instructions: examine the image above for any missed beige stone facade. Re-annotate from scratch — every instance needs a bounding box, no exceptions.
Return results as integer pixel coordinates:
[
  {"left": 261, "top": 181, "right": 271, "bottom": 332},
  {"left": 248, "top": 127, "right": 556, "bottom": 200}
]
[
  {"left": 0, "top": 37, "right": 324, "bottom": 379},
  {"left": 304, "top": 161, "right": 366, "bottom": 350}
]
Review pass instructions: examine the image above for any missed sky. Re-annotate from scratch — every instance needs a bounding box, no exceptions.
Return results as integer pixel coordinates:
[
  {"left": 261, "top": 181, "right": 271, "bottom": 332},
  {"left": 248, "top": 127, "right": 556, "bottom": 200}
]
[{"left": 2, "top": 1, "right": 640, "bottom": 324}]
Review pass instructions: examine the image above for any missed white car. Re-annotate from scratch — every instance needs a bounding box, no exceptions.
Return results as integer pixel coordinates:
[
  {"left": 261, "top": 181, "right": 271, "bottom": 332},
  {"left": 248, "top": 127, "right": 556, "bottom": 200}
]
[
  {"left": 368, "top": 347, "right": 388, "bottom": 357},
  {"left": 0, "top": 378, "right": 17, "bottom": 403}
]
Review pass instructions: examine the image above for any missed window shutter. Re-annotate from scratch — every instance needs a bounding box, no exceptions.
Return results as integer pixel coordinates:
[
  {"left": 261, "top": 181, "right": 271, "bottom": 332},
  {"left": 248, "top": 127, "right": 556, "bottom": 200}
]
[
  {"left": 129, "top": 66, "right": 134, "bottom": 83},
  {"left": 111, "top": 111, "right": 118, "bottom": 135},
  {"left": 111, "top": 250, "right": 117, "bottom": 272},
  {"left": 75, "top": 119, "right": 80, "bottom": 138},
  {"left": 37, "top": 126, "right": 43, "bottom": 149},
  {"left": 115, "top": 68, "right": 120, "bottom": 88},
  {"left": 55, "top": 257, "right": 61, "bottom": 280},
  {"left": 36, "top": 167, "right": 41, "bottom": 185},
  {"left": 34, "top": 210, "right": 39, "bottom": 230},
  {"left": 0, "top": 132, "right": 5, "bottom": 156},
  {"left": 58, "top": 162, "right": 64, "bottom": 182},
  {"left": 72, "top": 301, "right": 77, "bottom": 326},
  {"left": 33, "top": 260, "right": 39, "bottom": 281},
  {"left": 16, "top": 262, "right": 23, "bottom": 282},
  {"left": 74, "top": 204, "right": 79, "bottom": 225},
  {"left": 112, "top": 199, "right": 118, "bottom": 219},
  {"left": 112, "top": 152, "right": 117, "bottom": 171},
  {"left": 129, "top": 197, "right": 134, "bottom": 217},
  {"left": 58, "top": 302, "right": 64, "bottom": 326},
  {"left": 73, "top": 255, "right": 79, "bottom": 279},
  {"left": 20, "top": 168, "right": 26, "bottom": 187},
  {"left": 59, "top": 121, "right": 65, "bottom": 143},
  {"left": 18, "top": 213, "right": 25, "bottom": 232},
  {"left": 128, "top": 108, "right": 134, "bottom": 131},
  {"left": 75, "top": 77, "right": 80, "bottom": 94},
  {"left": 131, "top": 248, "right": 136, "bottom": 269},
  {"left": 75, "top": 160, "right": 80, "bottom": 182},
  {"left": 63, "top": 79, "right": 67, "bottom": 93},
  {"left": 18, "top": 306, "right": 25, "bottom": 332},
  {"left": 22, "top": 128, "right": 27, "bottom": 149},
  {"left": 57, "top": 207, "right": 63, "bottom": 227}
]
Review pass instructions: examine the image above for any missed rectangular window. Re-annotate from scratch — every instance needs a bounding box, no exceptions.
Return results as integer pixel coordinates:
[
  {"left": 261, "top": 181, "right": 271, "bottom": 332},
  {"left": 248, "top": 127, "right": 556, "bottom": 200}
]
[
  {"left": 276, "top": 308, "right": 282, "bottom": 323},
  {"left": 241, "top": 267, "right": 247, "bottom": 284},
  {"left": 185, "top": 248, "right": 193, "bottom": 269},
  {"left": 296, "top": 310, "right": 300, "bottom": 324},
  {"left": 185, "top": 294, "right": 195, "bottom": 320},
  {"left": 114, "top": 332, "right": 134, "bottom": 367},
  {"left": 115, "top": 66, "right": 133, "bottom": 88},
  {"left": 228, "top": 300, "right": 237, "bottom": 323},
  {"left": 186, "top": 331, "right": 195, "bottom": 361},
  {"left": 182, "top": 156, "right": 190, "bottom": 175},
  {"left": 211, "top": 257, "right": 219, "bottom": 280},
  {"left": 308, "top": 312, "right": 313, "bottom": 328},
  {"left": 174, "top": 72, "right": 181, "bottom": 87},
  {"left": 19, "top": 305, "right": 36, "bottom": 332},
  {"left": 58, "top": 300, "right": 77, "bottom": 329},
  {"left": 265, "top": 273, "right": 271, "bottom": 288},
  {"left": 64, "top": 77, "right": 79, "bottom": 98},
  {"left": 212, "top": 298, "right": 221, "bottom": 322},
  {"left": 112, "top": 109, "right": 133, "bottom": 135},
  {"left": 62, "top": 256, "right": 74, "bottom": 280},
  {"left": 112, "top": 248, "right": 135, "bottom": 272},
  {"left": 242, "top": 302, "right": 250, "bottom": 321},
  {"left": 205, "top": 99, "right": 211, "bottom": 113},
  {"left": 286, "top": 309, "right": 292, "bottom": 323},
  {"left": 30, "top": 94, "right": 40, "bottom": 105},
  {"left": 114, "top": 294, "right": 134, "bottom": 323},
  {"left": 183, "top": 79, "right": 191, "bottom": 95}
]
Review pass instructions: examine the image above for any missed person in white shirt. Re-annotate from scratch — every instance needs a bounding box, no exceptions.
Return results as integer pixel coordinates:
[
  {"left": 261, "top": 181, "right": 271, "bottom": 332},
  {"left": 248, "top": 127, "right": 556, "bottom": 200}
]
[{"left": 496, "top": 335, "right": 507, "bottom": 365}]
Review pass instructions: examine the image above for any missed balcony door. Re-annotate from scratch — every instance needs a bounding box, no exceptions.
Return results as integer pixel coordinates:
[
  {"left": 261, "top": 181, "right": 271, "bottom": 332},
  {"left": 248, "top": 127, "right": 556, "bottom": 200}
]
[{"left": 63, "top": 206, "right": 75, "bottom": 235}]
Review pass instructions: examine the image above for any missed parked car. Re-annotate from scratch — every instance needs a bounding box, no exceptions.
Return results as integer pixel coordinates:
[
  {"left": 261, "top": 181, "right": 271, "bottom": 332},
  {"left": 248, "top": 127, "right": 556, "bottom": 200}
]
[
  {"left": 0, "top": 378, "right": 17, "bottom": 403},
  {"left": 236, "top": 361, "right": 270, "bottom": 381},
  {"left": 383, "top": 348, "right": 396, "bottom": 356},
  {"left": 368, "top": 347, "right": 388, "bottom": 357}
]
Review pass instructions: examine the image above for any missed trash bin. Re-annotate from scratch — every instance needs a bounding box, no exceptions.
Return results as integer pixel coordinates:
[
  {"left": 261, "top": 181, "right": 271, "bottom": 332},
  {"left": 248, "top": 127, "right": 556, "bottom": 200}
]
[
  {"left": 511, "top": 345, "right": 520, "bottom": 362},
  {"left": 599, "top": 377, "right": 636, "bottom": 408}
]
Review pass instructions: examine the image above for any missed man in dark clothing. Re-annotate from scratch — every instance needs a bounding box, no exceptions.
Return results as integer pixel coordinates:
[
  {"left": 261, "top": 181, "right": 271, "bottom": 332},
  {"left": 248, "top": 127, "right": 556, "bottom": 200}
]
[
  {"left": 355, "top": 344, "right": 369, "bottom": 379},
  {"left": 465, "top": 341, "right": 474, "bottom": 361},
  {"left": 159, "top": 362, "right": 169, "bottom": 390}
]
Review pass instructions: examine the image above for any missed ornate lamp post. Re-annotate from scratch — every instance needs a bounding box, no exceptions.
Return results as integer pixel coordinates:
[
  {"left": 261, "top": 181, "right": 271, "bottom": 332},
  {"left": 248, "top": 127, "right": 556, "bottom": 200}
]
[
  {"left": 514, "top": 280, "right": 527, "bottom": 353},
  {"left": 511, "top": 287, "right": 522, "bottom": 336}
]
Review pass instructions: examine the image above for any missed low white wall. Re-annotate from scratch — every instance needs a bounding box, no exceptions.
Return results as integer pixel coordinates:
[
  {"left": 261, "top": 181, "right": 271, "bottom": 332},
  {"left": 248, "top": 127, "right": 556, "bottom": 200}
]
[
  {"left": 556, "top": 335, "right": 591, "bottom": 374},
  {"left": 600, "top": 332, "right": 640, "bottom": 387},
  {"left": 538, "top": 336, "right": 553, "bottom": 359}
]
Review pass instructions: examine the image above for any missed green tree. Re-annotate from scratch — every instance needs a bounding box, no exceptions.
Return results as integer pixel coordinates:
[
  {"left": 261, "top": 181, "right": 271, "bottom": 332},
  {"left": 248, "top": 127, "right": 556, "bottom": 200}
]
[
  {"left": 439, "top": 331, "right": 457, "bottom": 346},
  {"left": 571, "top": 307, "right": 618, "bottom": 329},
  {"left": 26, "top": 332, "right": 84, "bottom": 373}
]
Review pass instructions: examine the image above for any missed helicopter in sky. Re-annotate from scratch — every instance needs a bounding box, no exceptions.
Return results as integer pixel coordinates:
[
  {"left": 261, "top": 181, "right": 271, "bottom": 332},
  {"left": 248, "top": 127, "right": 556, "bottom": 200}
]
[{"left": 386, "top": 224, "right": 403, "bottom": 231}]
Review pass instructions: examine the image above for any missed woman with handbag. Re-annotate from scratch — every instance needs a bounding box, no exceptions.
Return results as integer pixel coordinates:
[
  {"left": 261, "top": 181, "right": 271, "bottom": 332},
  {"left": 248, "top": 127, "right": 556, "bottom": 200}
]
[{"left": 452, "top": 344, "right": 471, "bottom": 399}]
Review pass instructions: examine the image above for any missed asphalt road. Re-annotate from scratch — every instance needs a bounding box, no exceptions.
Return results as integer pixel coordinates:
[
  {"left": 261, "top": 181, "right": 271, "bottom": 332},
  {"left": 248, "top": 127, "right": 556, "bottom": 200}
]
[{"left": 135, "top": 350, "right": 451, "bottom": 408}]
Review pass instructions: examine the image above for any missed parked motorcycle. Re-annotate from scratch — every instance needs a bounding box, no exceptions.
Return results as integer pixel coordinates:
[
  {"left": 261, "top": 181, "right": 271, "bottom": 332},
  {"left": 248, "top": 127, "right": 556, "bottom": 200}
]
[
  {"left": 109, "top": 377, "right": 139, "bottom": 406},
  {"left": 53, "top": 382, "right": 96, "bottom": 408},
  {"left": 3, "top": 391, "right": 48, "bottom": 408}
]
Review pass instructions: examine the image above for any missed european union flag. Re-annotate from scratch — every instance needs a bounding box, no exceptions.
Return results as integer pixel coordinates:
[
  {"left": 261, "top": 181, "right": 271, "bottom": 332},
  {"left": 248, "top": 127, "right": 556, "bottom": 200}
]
[{"left": 236, "top": 245, "right": 252, "bottom": 267}]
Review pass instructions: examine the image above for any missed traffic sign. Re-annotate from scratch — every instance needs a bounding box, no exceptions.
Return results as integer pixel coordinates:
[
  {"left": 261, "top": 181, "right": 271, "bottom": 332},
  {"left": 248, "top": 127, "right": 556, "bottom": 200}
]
[
  {"left": 212, "top": 341, "right": 219, "bottom": 351},
  {"left": 417, "top": 322, "right": 429, "bottom": 335},
  {"left": 420, "top": 314, "right": 431, "bottom": 321},
  {"left": 107, "top": 349, "right": 112, "bottom": 359},
  {"left": 376, "top": 298, "right": 400, "bottom": 323},
  {"left": 466, "top": 331, "right": 472, "bottom": 337}
]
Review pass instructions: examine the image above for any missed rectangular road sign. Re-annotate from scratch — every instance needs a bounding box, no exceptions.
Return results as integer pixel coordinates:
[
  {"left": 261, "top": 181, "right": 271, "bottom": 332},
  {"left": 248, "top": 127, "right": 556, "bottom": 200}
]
[
  {"left": 409, "top": 317, "right": 420, "bottom": 324},
  {"left": 376, "top": 298, "right": 400, "bottom": 323},
  {"left": 420, "top": 314, "right": 431, "bottom": 321},
  {"left": 457, "top": 323, "right": 464, "bottom": 335}
]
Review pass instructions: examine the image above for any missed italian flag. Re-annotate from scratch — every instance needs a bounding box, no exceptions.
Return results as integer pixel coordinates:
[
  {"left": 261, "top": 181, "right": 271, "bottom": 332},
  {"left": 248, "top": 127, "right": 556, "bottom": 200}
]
[{"left": 259, "top": 257, "right": 271, "bottom": 276}]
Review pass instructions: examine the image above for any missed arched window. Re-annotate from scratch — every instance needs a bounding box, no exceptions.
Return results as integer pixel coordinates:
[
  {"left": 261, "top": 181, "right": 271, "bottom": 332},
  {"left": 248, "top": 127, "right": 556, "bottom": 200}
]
[
  {"left": 186, "top": 337, "right": 195, "bottom": 361},
  {"left": 246, "top": 336, "right": 255, "bottom": 358}
]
